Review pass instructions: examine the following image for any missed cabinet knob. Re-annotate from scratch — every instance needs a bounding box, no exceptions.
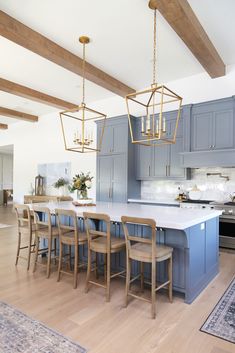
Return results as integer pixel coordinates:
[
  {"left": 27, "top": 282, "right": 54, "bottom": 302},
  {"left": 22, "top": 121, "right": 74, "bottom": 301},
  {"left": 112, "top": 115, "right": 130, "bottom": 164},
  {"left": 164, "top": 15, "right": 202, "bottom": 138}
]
[
  {"left": 209, "top": 145, "right": 212, "bottom": 149},
  {"left": 212, "top": 145, "right": 215, "bottom": 148}
]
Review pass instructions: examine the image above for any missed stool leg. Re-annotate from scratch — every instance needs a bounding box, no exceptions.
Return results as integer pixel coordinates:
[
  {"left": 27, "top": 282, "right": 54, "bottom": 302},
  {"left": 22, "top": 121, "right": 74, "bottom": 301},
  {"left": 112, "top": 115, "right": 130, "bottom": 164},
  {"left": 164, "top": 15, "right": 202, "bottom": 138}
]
[
  {"left": 46, "top": 238, "right": 52, "bottom": 278},
  {"left": 27, "top": 232, "right": 33, "bottom": 271},
  {"left": 106, "top": 252, "right": 111, "bottom": 302},
  {"left": 54, "top": 238, "right": 57, "bottom": 265},
  {"left": 73, "top": 245, "right": 78, "bottom": 289},
  {"left": 33, "top": 236, "right": 39, "bottom": 273},
  {"left": 125, "top": 256, "right": 131, "bottom": 308},
  {"left": 104, "top": 254, "right": 107, "bottom": 282},
  {"left": 168, "top": 255, "right": 173, "bottom": 303},
  {"left": 85, "top": 247, "right": 92, "bottom": 293},
  {"left": 57, "top": 241, "right": 63, "bottom": 282},
  {"left": 151, "top": 261, "right": 156, "bottom": 319},
  {"left": 95, "top": 252, "right": 99, "bottom": 279},
  {"left": 140, "top": 262, "right": 144, "bottom": 292},
  {"left": 68, "top": 245, "right": 72, "bottom": 271},
  {"left": 15, "top": 232, "right": 21, "bottom": 266}
]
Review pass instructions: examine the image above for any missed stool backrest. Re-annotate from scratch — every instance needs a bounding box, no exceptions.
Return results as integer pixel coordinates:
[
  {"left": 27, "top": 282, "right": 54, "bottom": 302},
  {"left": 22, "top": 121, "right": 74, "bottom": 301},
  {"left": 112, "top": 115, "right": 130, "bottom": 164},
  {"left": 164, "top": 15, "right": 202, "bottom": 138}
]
[
  {"left": 15, "top": 204, "right": 32, "bottom": 233},
  {"left": 32, "top": 206, "right": 52, "bottom": 236},
  {"left": 55, "top": 209, "right": 79, "bottom": 243},
  {"left": 83, "top": 212, "right": 111, "bottom": 250},
  {"left": 121, "top": 216, "right": 156, "bottom": 259}
]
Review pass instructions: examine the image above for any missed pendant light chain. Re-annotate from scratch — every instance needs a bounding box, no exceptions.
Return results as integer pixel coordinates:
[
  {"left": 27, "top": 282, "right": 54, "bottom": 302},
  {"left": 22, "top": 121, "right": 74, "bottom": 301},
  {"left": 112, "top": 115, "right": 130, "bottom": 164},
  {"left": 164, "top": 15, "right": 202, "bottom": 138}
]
[
  {"left": 153, "top": 9, "right": 157, "bottom": 85},
  {"left": 82, "top": 42, "right": 86, "bottom": 104}
]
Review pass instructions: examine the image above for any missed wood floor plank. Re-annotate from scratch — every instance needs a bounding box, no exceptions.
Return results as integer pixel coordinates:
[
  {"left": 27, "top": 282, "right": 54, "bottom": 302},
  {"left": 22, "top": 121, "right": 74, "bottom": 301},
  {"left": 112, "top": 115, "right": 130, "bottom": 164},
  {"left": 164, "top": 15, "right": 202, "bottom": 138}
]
[{"left": 0, "top": 206, "right": 234, "bottom": 353}]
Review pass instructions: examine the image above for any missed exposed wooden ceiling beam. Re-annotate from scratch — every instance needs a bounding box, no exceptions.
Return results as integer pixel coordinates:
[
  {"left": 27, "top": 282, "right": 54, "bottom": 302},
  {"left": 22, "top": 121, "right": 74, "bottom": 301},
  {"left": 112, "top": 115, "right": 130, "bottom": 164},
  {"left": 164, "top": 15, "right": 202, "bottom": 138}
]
[
  {"left": 0, "top": 10, "right": 135, "bottom": 97},
  {"left": 0, "top": 123, "right": 8, "bottom": 130},
  {"left": 0, "top": 106, "right": 38, "bottom": 122},
  {"left": 0, "top": 78, "right": 77, "bottom": 110},
  {"left": 149, "top": 0, "right": 225, "bottom": 78}
]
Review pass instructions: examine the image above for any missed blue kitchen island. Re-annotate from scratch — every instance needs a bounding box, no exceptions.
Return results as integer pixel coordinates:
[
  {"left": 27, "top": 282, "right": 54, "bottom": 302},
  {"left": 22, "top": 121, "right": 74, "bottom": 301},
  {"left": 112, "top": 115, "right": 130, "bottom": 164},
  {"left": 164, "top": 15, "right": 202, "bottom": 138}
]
[{"left": 30, "top": 201, "right": 222, "bottom": 304}]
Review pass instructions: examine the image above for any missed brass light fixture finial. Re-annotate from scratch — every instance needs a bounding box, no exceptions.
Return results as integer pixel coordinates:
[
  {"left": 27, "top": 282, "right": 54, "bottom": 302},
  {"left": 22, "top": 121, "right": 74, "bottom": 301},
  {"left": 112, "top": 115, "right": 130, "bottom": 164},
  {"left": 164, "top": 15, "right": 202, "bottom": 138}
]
[
  {"left": 59, "top": 36, "right": 106, "bottom": 153},
  {"left": 148, "top": 0, "right": 158, "bottom": 10},
  {"left": 125, "top": 1, "right": 183, "bottom": 146}
]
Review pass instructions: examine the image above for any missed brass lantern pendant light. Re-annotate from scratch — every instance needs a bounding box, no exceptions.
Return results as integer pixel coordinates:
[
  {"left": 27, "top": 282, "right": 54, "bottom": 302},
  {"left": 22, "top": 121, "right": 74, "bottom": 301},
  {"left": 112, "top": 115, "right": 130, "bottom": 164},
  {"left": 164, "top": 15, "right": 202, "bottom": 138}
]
[
  {"left": 126, "top": 0, "right": 183, "bottom": 146},
  {"left": 60, "top": 36, "right": 107, "bottom": 153}
]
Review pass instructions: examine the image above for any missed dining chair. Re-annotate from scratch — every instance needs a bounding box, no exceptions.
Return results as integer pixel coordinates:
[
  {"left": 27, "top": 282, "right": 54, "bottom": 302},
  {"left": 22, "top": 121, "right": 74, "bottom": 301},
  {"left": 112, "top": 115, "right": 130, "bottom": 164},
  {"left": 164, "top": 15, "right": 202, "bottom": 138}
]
[
  {"left": 121, "top": 216, "right": 173, "bottom": 319},
  {"left": 15, "top": 204, "right": 36, "bottom": 270},
  {"left": 84, "top": 212, "right": 126, "bottom": 302},
  {"left": 32, "top": 206, "right": 59, "bottom": 278},
  {"left": 55, "top": 209, "right": 88, "bottom": 289}
]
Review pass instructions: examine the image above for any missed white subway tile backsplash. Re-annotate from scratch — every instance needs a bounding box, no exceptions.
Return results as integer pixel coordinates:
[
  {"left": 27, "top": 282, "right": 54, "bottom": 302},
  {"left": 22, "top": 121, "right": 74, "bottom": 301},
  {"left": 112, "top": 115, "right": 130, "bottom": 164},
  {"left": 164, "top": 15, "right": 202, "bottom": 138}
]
[{"left": 141, "top": 167, "right": 235, "bottom": 202}]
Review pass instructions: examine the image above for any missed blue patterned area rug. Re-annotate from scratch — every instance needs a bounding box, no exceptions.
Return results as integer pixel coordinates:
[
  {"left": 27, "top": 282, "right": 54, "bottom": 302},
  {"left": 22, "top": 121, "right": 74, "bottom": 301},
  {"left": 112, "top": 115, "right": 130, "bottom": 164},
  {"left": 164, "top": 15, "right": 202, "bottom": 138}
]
[
  {"left": 0, "top": 301, "right": 87, "bottom": 353},
  {"left": 200, "top": 278, "right": 235, "bottom": 344}
]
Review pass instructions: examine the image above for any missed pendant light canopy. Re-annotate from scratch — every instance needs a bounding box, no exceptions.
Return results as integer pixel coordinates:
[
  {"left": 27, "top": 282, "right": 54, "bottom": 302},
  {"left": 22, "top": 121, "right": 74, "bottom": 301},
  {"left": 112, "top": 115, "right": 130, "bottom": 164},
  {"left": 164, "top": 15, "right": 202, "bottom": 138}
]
[
  {"left": 60, "top": 36, "right": 107, "bottom": 153},
  {"left": 126, "top": 0, "right": 183, "bottom": 146}
]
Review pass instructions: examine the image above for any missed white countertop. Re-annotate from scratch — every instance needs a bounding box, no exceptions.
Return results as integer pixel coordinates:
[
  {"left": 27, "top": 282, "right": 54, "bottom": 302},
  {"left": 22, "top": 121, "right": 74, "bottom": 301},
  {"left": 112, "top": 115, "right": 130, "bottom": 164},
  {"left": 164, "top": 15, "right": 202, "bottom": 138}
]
[
  {"left": 128, "top": 198, "right": 180, "bottom": 206},
  {"left": 29, "top": 201, "right": 222, "bottom": 230}
]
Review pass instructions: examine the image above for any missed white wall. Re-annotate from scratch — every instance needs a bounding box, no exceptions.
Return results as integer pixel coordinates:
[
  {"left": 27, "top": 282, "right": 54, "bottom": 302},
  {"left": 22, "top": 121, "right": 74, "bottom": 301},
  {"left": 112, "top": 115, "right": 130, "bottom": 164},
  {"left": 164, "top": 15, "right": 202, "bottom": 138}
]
[{"left": 1, "top": 63, "right": 235, "bottom": 203}]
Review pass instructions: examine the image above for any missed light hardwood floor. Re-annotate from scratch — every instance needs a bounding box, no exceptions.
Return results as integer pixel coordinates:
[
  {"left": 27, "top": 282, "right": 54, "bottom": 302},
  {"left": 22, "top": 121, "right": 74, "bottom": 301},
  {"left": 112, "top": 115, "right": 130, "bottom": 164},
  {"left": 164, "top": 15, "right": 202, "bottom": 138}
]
[{"left": 0, "top": 205, "right": 234, "bottom": 353}]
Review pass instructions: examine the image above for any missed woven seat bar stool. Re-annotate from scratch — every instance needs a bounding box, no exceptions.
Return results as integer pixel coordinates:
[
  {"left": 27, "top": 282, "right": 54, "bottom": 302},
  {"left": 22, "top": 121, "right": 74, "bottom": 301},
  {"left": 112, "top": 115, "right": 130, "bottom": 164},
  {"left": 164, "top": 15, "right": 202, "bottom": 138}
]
[
  {"left": 84, "top": 212, "right": 126, "bottom": 302},
  {"left": 32, "top": 206, "right": 59, "bottom": 278},
  {"left": 55, "top": 209, "right": 88, "bottom": 289},
  {"left": 121, "top": 216, "right": 173, "bottom": 319},
  {"left": 15, "top": 204, "right": 36, "bottom": 270}
]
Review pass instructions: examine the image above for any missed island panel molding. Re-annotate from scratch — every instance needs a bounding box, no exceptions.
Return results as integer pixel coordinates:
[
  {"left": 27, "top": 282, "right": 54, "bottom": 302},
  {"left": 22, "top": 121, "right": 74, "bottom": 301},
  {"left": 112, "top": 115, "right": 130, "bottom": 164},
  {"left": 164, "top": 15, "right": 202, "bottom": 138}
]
[
  {"left": 153, "top": 0, "right": 225, "bottom": 78},
  {"left": 0, "top": 106, "right": 38, "bottom": 122},
  {"left": 0, "top": 123, "right": 8, "bottom": 129},
  {"left": 0, "top": 10, "right": 135, "bottom": 97},
  {"left": 0, "top": 77, "right": 77, "bottom": 110}
]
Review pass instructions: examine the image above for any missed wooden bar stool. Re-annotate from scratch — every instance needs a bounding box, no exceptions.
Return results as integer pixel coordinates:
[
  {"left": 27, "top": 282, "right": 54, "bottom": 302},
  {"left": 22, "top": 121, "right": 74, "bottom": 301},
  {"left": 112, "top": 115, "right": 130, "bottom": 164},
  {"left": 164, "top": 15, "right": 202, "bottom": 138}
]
[
  {"left": 55, "top": 209, "right": 87, "bottom": 289},
  {"left": 15, "top": 204, "right": 36, "bottom": 270},
  {"left": 32, "top": 206, "right": 59, "bottom": 278},
  {"left": 121, "top": 216, "right": 173, "bottom": 319},
  {"left": 84, "top": 212, "right": 126, "bottom": 302}
]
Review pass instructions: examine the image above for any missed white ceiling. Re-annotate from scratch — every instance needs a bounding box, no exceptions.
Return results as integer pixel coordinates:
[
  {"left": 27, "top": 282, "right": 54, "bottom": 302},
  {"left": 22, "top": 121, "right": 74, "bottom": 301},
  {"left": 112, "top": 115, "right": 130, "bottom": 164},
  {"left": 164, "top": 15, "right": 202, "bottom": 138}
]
[{"left": 0, "top": 0, "right": 234, "bottom": 126}]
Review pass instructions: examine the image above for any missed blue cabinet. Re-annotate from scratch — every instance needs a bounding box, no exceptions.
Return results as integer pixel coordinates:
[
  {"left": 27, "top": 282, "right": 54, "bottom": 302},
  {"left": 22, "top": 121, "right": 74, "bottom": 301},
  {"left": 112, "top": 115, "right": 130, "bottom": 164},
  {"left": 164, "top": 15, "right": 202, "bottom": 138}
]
[
  {"left": 96, "top": 116, "right": 140, "bottom": 202},
  {"left": 191, "top": 98, "right": 234, "bottom": 152},
  {"left": 97, "top": 154, "right": 127, "bottom": 202},
  {"left": 97, "top": 120, "right": 128, "bottom": 155},
  {"left": 136, "top": 106, "right": 190, "bottom": 180}
]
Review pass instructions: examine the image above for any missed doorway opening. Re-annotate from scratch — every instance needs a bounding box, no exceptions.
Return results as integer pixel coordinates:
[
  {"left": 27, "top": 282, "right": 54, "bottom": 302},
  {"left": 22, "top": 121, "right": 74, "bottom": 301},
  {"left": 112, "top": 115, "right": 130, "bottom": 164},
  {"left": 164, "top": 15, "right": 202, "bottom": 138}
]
[{"left": 0, "top": 144, "right": 14, "bottom": 207}]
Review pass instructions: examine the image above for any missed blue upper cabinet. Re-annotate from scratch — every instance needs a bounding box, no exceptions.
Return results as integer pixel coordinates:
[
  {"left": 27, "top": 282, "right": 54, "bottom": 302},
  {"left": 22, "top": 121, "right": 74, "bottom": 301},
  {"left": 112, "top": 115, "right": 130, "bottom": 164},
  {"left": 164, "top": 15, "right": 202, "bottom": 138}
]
[
  {"left": 213, "top": 109, "right": 234, "bottom": 149},
  {"left": 192, "top": 112, "right": 213, "bottom": 151},
  {"left": 191, "top": 98, "right": 234, "bottom": 152},
  {"left": 97, "top": 119, "right": 128, "bottom": 155},
  {"left": 136, "top": 106, "right": 190, "bottom": 180}
]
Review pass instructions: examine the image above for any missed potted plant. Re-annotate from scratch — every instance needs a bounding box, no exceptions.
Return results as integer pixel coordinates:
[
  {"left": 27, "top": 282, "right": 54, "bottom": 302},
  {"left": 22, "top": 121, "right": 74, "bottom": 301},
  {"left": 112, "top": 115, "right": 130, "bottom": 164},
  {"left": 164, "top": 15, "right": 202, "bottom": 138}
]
[
  {"left": 69, "top": 172, "right": 93, "bottom": 200},
  {"left": 53, "top": 177, "right": 69, "bottom": 196}
]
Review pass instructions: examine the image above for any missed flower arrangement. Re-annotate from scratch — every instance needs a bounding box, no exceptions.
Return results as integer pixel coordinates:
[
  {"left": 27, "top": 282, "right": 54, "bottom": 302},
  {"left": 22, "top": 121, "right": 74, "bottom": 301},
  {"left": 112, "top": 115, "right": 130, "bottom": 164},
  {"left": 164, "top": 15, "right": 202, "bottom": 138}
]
[
  {"left": 53, "top": 177, "right": 69, "bottom": 189},
  {"left": 69, "top": 172, "right": 93, "bottom": 199}
]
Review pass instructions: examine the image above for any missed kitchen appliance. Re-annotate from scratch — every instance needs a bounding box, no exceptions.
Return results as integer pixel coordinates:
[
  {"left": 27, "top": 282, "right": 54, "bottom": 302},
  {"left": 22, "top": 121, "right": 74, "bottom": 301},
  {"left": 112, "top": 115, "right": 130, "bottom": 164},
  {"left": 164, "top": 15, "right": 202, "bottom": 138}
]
[{"left": 212, "top": 201, "right": 235, "bottom": 249}]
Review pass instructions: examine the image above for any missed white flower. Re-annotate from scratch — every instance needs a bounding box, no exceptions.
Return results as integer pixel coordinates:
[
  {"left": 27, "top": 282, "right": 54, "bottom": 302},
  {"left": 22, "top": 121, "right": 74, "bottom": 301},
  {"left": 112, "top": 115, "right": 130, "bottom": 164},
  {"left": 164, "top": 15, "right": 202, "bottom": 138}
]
[{"left": 85, "top": 180, "right": 92, "bottom": 188}]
